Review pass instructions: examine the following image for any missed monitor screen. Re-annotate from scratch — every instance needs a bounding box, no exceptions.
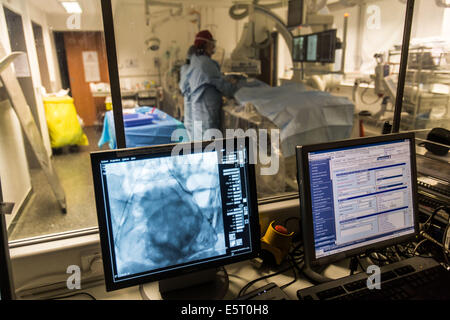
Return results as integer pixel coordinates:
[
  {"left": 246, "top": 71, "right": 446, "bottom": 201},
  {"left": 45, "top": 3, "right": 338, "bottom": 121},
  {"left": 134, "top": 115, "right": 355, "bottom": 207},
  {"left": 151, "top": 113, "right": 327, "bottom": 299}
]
[
  {"left": 306, "top": 34, "right": 318, "bottom": 62},
  {"left": 287, "top": 0, "right": 305, "bottom": 29},
  {"left": 91, "top": 138, "right": 260, "bottom": 291},
  {"left": 296, "top": 29, "right": 337, "bottom": 63},
  {"left": 292, "top": 35, "right": 306, "bottom": 62},
  {"left": 297, "top": 133, "right": 419, "bottom": 266},
  {"left": 317, "top": 29, "right": 336, "bottom": 63}
]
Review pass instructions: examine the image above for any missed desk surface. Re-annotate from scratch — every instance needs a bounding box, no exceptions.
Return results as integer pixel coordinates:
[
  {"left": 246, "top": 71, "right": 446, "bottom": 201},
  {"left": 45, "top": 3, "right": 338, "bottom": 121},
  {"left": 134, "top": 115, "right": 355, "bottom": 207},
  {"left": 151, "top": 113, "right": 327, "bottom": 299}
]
[{"left": 62, "top": 258, "right": 355, "bottom": 300}]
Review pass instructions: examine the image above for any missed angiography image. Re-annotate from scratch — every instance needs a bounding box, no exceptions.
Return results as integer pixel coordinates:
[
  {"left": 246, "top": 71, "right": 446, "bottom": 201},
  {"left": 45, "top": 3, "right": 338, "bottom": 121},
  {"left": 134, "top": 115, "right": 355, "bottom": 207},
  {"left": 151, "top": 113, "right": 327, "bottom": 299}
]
[{"left": 104, "top": 151, "right": 225, "bottom": 277}]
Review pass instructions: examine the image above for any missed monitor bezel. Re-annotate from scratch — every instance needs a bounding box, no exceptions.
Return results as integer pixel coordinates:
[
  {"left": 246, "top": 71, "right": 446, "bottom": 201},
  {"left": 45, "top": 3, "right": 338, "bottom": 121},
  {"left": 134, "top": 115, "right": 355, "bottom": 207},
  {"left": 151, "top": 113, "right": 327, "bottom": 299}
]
[
  {"left": 287, "top": 0, "right": 306, "bottom": 29},
  {"left": 0, "top": 213, "right": 15, "bottom": 300},
  {"left": 317, "top": 29, "right": 337, "bottom": 63},
  {"left": 91, "top": 137, "right": 261, "bottom": 292},
  {"left": 296, "top": 133, "right": 420, "bottom": 268}
]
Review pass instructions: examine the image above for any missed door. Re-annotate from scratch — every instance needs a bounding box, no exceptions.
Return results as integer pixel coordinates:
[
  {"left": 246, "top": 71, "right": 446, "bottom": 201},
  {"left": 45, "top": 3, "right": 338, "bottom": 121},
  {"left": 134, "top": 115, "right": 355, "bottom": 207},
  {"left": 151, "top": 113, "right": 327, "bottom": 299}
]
[
  {"left": 63, "top": 31, "right": 109, "bottom": 126},
  {"left": 32, "top": 22, "right": 51, "bottom": 93}
]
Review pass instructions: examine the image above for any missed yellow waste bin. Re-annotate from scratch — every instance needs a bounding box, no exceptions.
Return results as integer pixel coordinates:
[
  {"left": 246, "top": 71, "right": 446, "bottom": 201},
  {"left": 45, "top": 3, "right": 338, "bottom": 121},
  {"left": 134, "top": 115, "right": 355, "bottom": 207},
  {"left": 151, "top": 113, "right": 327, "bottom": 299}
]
[{"left": 43, "top": 96, "right": 89, "bottom": 149}]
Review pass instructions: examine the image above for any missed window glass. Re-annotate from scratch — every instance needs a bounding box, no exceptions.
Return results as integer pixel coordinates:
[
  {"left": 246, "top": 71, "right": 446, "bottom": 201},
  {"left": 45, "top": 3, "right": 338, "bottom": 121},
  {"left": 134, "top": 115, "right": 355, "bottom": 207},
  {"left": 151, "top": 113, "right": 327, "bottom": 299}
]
[
  {"left": 0, "top": 0, "right": 108, "bottom": 241},
  {"left": 399, "top": 1, "right": 449, "bottom": 133},
  {"left": 2, "top": 0, "right": 426, "bottom": 242},
  {"left": 109, "top": 0, "right": 399, "bottom": 200}
]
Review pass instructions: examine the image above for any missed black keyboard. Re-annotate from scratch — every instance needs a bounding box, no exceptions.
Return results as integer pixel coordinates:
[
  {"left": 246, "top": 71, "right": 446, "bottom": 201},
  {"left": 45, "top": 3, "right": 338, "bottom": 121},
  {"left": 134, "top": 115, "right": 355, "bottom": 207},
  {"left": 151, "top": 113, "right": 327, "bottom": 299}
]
[{"left": 297, "top": 257, "right": 450, "bottom": 300}]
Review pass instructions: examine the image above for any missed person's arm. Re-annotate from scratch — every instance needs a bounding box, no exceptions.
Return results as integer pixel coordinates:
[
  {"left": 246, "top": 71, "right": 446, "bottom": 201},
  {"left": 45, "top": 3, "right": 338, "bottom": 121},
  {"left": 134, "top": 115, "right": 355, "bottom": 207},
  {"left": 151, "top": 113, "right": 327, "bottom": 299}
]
[
  {"left": 202, "top": 58, "right": 237, "bottom": 98},
  {"left": 209, "top": 76, "right": 237, "bottom": 98}
]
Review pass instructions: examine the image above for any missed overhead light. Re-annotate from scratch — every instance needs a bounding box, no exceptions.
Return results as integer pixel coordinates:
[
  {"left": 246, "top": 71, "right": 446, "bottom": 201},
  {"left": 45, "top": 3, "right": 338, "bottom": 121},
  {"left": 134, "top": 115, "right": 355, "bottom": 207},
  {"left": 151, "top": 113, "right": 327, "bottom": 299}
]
[{"left": 60, "top": 1, "right": 83, "bottom": 14}]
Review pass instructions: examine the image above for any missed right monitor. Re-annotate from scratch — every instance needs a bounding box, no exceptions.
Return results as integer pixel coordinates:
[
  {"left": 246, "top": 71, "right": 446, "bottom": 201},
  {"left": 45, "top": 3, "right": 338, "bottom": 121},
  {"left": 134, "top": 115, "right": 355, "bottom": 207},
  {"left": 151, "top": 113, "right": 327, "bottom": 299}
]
[
  {"left": 296, "top": 133, "right": 419, "bottom": 267},
  {"left": 293, "top": 29, "right": 337, "bottom": 63}
]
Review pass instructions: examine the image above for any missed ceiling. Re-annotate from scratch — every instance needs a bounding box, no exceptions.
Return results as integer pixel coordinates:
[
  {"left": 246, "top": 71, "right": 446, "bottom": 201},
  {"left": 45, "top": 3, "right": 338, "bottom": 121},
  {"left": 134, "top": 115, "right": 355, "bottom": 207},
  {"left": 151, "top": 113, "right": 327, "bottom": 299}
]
[{"left": 27, "top": 0, "right": 102, "bottom": 15}]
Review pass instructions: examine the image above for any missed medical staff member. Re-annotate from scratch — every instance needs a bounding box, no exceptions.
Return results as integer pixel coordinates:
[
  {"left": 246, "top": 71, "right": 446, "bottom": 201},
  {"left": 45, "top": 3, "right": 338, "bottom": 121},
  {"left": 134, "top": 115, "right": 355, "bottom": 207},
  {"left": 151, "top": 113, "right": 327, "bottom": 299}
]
[
  {"left": 188, "top": 30, "right": 237, "bottom": 140},
  {"left": 179, "top": 45, "right": 196, "bottom": 140}
]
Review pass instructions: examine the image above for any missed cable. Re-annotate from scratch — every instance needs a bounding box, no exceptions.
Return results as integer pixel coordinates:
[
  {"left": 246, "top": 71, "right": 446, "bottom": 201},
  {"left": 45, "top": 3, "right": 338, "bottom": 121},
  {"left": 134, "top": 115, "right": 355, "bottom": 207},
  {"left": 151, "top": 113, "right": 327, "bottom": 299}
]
[
  {"left": 283, "top": 216, "right": 300, "bottom": 228},
  {"left": 412, "top": 239, "right": 428, "bottom": 256},
  {"left": 443, "top": 223, "right": 450, "bottom": 266},
  {"left": 237, "top": 244, "right": 303, "bottom": 297},
  {"left": 280, "top": 255, "right": 298, "bottom": 290},
  {"left": 360, "top": 84, "right": 382, "bottom": 105},
  {"left": 139, "top": 284, "right": 151, "bottom": 300},
  {"left": 237, "top": 264, "right": 293, "bottom": 297},
  {"left": 423, "top": 206, "right": 447, "bottom": 232},
  {"left": 51, "top": 292, "right": 96, "bottom": 300}
]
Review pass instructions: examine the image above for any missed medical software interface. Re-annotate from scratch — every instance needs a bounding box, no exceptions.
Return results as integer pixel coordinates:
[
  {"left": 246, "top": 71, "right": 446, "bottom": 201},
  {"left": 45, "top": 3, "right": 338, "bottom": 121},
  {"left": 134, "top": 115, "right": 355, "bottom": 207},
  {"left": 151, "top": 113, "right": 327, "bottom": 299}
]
[
  {"left": 99, "top": 146, "right": 254, "bottom": 284},
  {"left": 308, "top": 139, "right": 415, "bottom": 259}
]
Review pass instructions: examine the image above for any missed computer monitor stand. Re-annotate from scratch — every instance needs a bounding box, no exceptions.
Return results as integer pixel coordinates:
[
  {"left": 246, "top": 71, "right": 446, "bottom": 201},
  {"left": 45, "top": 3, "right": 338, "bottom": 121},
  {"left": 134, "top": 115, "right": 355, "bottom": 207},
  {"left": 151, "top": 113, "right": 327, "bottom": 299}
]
[
  {"left": 157, "top": 268, "right": 229, "bottom": 300},
  {"left": 303, "top": 255, "right": 368, "bottom": 284},
  {"left": 302, "top": 264, "right": 333, "bottom": 284}
]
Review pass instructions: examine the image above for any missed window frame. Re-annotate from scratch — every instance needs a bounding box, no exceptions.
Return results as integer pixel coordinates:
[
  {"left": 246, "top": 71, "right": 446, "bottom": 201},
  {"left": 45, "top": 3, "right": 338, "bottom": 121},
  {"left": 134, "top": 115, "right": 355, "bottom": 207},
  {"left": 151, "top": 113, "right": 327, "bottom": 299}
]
[{"left": 6, "top": 2, "right": 418, "bottom": 294}]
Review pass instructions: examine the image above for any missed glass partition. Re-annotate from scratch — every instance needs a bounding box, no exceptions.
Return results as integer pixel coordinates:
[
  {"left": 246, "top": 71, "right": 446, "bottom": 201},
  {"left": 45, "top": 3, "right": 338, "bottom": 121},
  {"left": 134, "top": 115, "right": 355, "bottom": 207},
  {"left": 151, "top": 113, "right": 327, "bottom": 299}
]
[
  {"left": 1, "top": 0, "right": 427, "bottom": 242},
  {"left": 399, "top": 1, "right": 450, "bottom": 132},
  {"left": 0, "top": 0, "right": 109, "bottom": 241},
  {"left": 106, "top": 0, "right": 411, "bottom": 200}
]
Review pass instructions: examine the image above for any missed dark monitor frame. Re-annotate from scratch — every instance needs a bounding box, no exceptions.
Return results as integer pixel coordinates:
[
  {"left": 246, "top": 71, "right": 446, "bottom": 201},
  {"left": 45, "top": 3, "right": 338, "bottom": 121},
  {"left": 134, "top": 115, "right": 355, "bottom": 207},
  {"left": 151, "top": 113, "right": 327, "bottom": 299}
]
[
  {"left": 91, "top": 137, "right": 261, "bottom": 292},
  {"left": 296, "top": 133, "right": 420, "bottom": 268},
  {"left": 316, "top": 29, "right": 337, "bottom": 63},
  {"left": 287, "top": 0, "right": 306, "bottom": 29},
  {"left": 293, "top": 29, "right": 337, "bottom": 63},
  {"left": 0, "top": 212, "right": 15, "bottom": 300}
]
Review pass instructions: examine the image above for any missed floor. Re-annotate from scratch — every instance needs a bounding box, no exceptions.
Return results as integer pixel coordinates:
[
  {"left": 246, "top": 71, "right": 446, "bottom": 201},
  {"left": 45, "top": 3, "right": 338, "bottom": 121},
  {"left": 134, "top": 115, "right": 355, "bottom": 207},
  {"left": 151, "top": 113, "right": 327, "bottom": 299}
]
[{"left": 8, "top": 126, "right": 108, "bottom": 241}]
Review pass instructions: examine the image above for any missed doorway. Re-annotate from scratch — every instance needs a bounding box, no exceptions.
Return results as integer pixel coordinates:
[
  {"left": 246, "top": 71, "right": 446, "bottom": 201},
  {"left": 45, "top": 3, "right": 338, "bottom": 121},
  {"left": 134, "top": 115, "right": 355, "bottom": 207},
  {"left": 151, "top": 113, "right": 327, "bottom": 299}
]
[
  {"left": 62, "top": 31, "right": 110, "bottom": 127},
  {"left": 32, "top": 22, "right": 51, "bottom": 93}
]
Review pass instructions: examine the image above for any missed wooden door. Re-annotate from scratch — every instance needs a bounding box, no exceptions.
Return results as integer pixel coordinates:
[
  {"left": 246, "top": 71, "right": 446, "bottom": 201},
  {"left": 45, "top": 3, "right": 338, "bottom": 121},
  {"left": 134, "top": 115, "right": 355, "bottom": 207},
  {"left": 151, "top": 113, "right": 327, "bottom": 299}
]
[{"left": 63, "top": 32, "right": 109, "bottom": 126}]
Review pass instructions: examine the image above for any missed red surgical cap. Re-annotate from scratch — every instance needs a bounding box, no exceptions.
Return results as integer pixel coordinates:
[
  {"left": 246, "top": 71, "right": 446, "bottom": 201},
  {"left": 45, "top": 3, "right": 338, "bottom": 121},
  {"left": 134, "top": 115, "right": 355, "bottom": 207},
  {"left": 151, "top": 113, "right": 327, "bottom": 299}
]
[{"left": 194, "top": 30, "right": 215, "bottom": 48}]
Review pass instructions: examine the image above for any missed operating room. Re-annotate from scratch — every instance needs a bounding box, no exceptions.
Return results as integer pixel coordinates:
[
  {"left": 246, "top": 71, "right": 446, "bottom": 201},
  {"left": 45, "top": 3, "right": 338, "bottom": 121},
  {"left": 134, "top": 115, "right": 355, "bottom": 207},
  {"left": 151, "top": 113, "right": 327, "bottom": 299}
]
[{"left": 0, "top": 0, "right": 449, "bottom": 266}]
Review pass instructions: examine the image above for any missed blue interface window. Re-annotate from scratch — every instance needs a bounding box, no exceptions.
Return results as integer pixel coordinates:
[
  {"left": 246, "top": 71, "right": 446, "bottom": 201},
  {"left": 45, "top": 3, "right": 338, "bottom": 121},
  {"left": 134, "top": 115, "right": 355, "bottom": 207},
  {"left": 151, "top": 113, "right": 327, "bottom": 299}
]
[{"left": 308, "top": 140, "right": 415, "bottom": 258}]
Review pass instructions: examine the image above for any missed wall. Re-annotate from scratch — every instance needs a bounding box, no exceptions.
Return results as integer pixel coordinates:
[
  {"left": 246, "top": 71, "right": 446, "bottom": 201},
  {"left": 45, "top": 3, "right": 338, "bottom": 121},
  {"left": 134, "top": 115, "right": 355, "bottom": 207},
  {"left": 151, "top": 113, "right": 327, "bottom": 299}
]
[
  {"left": 0, "top": 0, "right": 61, "bottom": 226},
  {"left": 327, "top": 0, "right": 448, "bottom": 76},
  {"left": 112, "top": 2, "right": 248, "bottom": 89},
  {"left": 0, "top": 2, "right": 30, "bottom": 227},
  {"left": 0, "top": 0, "right": 54, "bottom": 155}
]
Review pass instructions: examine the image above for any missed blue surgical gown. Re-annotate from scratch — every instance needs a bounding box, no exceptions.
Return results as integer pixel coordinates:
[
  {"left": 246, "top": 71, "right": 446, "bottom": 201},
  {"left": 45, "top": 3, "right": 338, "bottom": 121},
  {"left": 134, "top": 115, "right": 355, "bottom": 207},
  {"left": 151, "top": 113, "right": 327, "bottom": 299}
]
[
  {"left": 179, "top": 63, "right": 193, "bottom": 140},
  {"left": 188, "top": 55, "right": 236, "bottom": 140}
]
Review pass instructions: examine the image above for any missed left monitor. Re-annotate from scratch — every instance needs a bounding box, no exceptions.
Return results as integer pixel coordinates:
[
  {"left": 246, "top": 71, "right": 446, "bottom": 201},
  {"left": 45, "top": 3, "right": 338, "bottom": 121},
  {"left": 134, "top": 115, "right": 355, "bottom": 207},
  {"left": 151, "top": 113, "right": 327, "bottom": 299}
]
[{"left": 91, "top": 138, "right": 260, "bottom": 294}]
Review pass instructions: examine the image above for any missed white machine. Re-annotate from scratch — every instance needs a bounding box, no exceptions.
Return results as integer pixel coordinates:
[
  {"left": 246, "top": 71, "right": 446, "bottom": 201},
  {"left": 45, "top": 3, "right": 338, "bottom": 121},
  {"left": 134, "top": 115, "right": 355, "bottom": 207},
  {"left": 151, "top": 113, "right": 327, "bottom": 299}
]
[{"left": 224, "top": 1, "right": 346, "bottom": 91}]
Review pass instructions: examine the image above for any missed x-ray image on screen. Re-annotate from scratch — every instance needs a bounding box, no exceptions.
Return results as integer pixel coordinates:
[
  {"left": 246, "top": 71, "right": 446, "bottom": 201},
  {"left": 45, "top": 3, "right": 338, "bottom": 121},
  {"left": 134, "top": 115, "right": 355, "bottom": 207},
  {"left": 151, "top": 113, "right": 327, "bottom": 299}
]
[
  {"left": 293, "top": 36, "right": 305, "bottom": 62},
  {"left": 307, "top": 34, "right": 318, "bottom": 61},
  {"left": 104, "top": 151, "right": 225, "bottom": 278}
]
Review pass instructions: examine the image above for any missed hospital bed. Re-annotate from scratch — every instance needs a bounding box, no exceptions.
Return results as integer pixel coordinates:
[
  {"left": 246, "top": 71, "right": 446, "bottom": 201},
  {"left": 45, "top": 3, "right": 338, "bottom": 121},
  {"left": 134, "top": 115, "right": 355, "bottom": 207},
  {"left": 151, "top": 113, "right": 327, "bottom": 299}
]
[{"left": 223, "top": 81, "right": 355, "bottom": 197}]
